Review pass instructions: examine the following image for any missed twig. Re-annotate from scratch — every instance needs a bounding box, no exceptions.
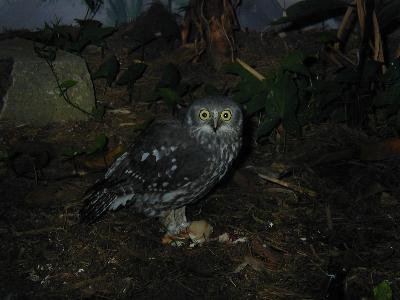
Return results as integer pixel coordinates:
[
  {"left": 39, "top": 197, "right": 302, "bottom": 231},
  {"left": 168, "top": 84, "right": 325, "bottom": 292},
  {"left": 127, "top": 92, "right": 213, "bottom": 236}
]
[
  {"left": 256, "top": 172, "right": 317, "bottom": 198},
  {"left": 336, "top": 4, "right": 355, "bottom": 49},
  {"left": 372, "top": 11, "right": 384, "bottom": 63},
  {"left": 235, "top": 58, "right": 265, "bottom": 81}
]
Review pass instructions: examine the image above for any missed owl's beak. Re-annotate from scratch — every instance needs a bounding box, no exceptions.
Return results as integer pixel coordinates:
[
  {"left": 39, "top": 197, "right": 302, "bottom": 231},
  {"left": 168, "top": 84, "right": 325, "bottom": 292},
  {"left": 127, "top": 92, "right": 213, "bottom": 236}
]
[{"left": 213, "top": 117, "right": 220, "bottom": 132}]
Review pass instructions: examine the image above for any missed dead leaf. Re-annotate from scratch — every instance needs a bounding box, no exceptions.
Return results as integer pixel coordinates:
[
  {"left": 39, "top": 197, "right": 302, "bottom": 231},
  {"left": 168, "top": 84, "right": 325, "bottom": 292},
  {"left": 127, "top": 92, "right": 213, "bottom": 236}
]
[
  {"left": 251, "top": 239, "right": 281, "bottom": 270},
  {"left": 244, "top": 256, "right": 268, "bottom": 273}
]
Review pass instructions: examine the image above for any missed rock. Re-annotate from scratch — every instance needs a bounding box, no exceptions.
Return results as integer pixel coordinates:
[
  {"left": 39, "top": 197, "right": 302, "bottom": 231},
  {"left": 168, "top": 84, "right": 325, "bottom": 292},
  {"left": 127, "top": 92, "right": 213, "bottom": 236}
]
[{"left": 0, "top": 38, "right": 95, "bottom": 126}]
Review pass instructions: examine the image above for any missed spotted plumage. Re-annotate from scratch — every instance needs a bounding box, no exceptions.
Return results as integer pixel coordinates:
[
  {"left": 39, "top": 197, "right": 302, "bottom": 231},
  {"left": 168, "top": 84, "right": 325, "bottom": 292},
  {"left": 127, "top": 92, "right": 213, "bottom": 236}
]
[{"left": 80, "top": 96, "right": 243, "bottom": 234}]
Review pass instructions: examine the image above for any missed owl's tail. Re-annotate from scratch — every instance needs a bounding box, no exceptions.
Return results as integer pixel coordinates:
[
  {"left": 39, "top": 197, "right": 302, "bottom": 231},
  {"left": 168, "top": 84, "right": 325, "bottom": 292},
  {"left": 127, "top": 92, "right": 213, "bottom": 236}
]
[{"left": 79, "top": 183, "right": 117, "bottom": 223}]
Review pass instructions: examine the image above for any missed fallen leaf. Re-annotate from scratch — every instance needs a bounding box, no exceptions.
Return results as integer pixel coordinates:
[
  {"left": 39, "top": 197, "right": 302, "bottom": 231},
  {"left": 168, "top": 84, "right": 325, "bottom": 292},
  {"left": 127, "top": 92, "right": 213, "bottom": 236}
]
[{"left": 244, "top": 256, "right": 268, "bottom": 272}]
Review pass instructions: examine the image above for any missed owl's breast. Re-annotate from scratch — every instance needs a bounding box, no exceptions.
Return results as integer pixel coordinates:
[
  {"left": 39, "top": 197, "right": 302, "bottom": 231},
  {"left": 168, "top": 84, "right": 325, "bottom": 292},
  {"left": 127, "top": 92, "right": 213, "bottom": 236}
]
[{"left": 203, "top": 137, "right": 241, "bottom": 182}]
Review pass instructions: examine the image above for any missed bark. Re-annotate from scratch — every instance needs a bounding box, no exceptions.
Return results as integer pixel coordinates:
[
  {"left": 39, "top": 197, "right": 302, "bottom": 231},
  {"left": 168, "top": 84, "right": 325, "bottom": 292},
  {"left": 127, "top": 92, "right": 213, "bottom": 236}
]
[{"left": 181, "top": 0, "right": 239, "bottom": 68}]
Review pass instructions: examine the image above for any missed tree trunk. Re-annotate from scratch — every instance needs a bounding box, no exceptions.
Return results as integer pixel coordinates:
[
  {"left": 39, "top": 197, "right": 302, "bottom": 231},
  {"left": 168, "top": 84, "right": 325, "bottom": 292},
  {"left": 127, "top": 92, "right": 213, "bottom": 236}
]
[{"left": 181, "top": 0, "right": 239, "bottom": 68}]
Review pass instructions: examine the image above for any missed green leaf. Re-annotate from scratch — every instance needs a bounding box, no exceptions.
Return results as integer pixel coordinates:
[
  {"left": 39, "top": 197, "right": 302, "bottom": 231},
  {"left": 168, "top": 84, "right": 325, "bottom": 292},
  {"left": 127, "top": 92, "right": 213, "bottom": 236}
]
[
  {"left": 92, "top": 55, "right": 120, "bottom": 86},
  {"left": 225, "top": 62, "right": 261, "bottom": 82},
  {"left": 59, "top": 80, "right": 78, "bottom": 90},
  {"left": 157, "top": 87, "right": 182, "bottom": 107},
  {"left": 158, "top": 64, "right": 181, "bottom": 89},
  {"left": 373, "top": 280, "right": 392, "bottom": 300},
  {"left": 86, "top": 133, "right": 108, "bottom": 155},
  {"left": 256, "top": 116, "right": 280, "bottom": 138},
  {"left": 116, "top": 63, "right": 147, "bottom": 86},
  {"left": 225, "top": 62, "right": 266, "bottom": 103},
  {"left": 245, "top": 93, "right": 267, "bottom": 115},
  {"left": 266, "top": 73, "right": 300, "bottom": 135}
]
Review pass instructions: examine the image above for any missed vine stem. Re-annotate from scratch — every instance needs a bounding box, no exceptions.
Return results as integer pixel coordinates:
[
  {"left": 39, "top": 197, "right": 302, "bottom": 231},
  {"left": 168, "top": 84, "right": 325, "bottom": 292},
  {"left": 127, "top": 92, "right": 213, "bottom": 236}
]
[{"left": 44, "top": 58, "right": 95, "bottom": 117}]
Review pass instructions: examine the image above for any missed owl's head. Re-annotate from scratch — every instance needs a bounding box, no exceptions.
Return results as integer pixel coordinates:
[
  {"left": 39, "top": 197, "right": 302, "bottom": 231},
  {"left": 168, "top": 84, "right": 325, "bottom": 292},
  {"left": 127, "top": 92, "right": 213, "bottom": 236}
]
[{"left": 184, "top": 96, "right": 243, "bottom": 138}]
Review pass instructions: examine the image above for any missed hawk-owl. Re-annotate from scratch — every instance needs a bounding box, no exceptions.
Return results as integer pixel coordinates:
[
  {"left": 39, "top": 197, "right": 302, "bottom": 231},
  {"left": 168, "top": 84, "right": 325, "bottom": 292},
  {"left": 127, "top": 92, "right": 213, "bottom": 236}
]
[{"left": 80, "top": 96, "right": 243, "bottom": 234}]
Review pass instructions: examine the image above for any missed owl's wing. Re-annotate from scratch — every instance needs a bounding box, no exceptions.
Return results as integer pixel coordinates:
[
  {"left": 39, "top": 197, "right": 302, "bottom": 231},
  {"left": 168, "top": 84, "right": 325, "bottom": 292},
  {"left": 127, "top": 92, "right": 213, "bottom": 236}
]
[{"left": 80, "top": 119, "right": 210, "bottom": 223}]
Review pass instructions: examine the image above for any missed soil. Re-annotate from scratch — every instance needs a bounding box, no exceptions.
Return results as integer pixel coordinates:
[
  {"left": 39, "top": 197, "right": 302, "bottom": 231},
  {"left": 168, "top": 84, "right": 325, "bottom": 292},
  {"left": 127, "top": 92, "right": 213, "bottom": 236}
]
[{"left": 1, "top": 22, "right": 400, "bottom": 300}]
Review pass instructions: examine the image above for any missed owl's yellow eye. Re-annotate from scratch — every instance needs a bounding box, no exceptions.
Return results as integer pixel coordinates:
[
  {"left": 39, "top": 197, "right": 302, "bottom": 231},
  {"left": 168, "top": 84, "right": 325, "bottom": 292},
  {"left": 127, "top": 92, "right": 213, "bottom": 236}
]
[
  {"left": 199, "top": 108, "right": 211, "bottom": 121},
  {"left": 220, "top": 109, "right": 232, "bottom": 121}
]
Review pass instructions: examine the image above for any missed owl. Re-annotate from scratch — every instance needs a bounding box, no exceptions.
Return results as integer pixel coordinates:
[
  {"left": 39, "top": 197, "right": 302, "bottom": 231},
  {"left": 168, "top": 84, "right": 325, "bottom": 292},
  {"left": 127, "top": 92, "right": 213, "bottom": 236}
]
[{"left": 80, "top": 96, "right": 243, "bottom": 235}]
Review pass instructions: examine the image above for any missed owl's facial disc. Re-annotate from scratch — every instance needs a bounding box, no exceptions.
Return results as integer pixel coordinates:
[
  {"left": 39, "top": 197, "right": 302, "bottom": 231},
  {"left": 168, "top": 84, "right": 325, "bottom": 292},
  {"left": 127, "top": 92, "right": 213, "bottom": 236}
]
[{"left": 185, "top": 96, "right": 243, "bottom": 137}]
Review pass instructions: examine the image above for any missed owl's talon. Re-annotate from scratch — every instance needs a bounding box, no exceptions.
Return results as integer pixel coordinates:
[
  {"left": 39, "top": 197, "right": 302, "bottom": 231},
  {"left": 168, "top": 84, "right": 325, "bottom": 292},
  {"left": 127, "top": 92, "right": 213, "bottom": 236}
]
[{"left": 160, "top": 206, "right": 190, "bottom": 236}]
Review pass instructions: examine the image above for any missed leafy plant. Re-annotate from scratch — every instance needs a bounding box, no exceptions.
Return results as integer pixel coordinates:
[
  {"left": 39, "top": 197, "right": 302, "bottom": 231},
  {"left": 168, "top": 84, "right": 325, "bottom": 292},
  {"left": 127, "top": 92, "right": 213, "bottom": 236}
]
[
  {"left": 228, "top": 48, "right": 400, "bottom": 139},
  {"left": 38, "top": 18, "right": 114, "bottom": 54},
  {"left": 373, "top": 280, "right": 392, "bottom": 300},
  {"left": 34, "top": 44, "right": 103, "bottom": 119},
  {"left": 236, "top": 0, "right": 400, "bottom": 139},
  {"left": 227, "top": 51, "right": 311, "bottom": 138},
  {"left": 86, "top": 133, "right": 109, "bottom": 155}
]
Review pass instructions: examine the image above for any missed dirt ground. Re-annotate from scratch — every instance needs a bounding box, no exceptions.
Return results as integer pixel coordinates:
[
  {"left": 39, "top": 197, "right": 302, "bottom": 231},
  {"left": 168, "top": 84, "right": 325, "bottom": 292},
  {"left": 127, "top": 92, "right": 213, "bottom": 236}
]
[{"left": 1, "top": 25, "right": 400, "bottom": 300}]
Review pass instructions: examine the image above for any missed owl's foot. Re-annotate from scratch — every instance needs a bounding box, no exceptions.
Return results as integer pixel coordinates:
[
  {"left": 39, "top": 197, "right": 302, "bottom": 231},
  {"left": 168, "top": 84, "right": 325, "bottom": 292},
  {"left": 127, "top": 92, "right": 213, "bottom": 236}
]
[
  {"left": 161, "top": 207, "right": 213, "bottom": 246},
  {"left": 160, "top": 206, "right": 190, "bottom": 236}
]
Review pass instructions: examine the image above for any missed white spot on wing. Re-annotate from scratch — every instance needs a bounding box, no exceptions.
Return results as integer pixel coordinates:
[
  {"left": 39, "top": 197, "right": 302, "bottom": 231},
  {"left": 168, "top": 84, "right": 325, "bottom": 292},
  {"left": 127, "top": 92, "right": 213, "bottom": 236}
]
[
  {"left": 109, "top": 194, "right": 133, "bottom": 210},
  {"left": 152, "top": 149, "right": 161, "bottom": 161},
  {"left": 141, "top": 152, "right": 150, "bottom": 161},
  {"left": 171, "top": 165, "right": 177, "bottom": 171},
  {"left": 170, "top": 146, "right": 177, "bottom": 152},
  {"left": 162, "top": 190, "right": 184, "bottom": 202}
]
